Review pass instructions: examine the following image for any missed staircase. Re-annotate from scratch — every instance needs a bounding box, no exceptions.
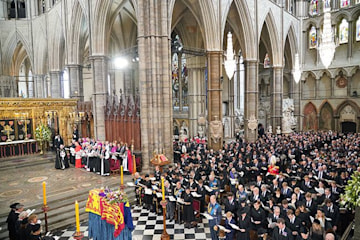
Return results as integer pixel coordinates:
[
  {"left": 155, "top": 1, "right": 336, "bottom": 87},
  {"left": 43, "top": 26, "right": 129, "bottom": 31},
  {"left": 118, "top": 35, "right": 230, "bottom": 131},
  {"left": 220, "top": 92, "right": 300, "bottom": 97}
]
[{"left": 0, "top": 153, "right": 136, "bottom": 240}]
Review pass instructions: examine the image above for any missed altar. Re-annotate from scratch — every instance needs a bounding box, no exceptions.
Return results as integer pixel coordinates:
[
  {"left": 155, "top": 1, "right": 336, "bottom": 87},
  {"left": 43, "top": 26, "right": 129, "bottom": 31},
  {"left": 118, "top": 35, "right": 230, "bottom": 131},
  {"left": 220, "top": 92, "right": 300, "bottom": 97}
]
[
  {"left": 0, "top": 98, "right": 78, "bottom": 156},
  {"left": 85, "top": 188, "right": 134, "bottom": 240},
  {"left": 0, "top": 139, "right": 37, "bottom": 158}
]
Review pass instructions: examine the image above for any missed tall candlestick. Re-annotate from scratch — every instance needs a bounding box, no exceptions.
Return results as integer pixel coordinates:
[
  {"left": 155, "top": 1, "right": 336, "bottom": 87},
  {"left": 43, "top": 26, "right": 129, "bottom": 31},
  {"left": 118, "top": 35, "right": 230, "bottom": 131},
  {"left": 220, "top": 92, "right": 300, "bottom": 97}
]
[
  {"left": 42, "top": 182, "right": 47, "bottom": 206},
  {"left": 161, "top": 177, "right": 165, "bottom": 200},
  {"left": 121, "top": 166, "right": 124, "bottom": 185},
  {"left": 75, "top": 201, "right": 80, "bottom": 233}
]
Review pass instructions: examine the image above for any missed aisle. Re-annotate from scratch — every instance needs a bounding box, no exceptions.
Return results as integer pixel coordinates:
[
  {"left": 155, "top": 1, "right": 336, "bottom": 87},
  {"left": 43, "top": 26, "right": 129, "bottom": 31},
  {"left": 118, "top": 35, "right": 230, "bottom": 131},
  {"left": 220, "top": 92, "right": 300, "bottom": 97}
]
[{"left": 51, "top": 206, "right": 211, "bottom": 240}]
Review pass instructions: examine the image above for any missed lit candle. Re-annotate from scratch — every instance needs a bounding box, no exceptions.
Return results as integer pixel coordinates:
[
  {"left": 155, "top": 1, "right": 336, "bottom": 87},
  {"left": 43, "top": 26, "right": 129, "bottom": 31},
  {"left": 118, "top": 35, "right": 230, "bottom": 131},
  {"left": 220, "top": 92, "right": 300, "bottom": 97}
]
[
  {"left": 42, "top": 182, "right": 47, "bottom": 206},
  {"left": 121, "top": 166, "right": 124, "bottom": 185},
  {"left": 161, "top": 177, "right": 165, "bottom": 200},
  {"left": 75, "top": 201, "right": 80, "bottom": 233}
]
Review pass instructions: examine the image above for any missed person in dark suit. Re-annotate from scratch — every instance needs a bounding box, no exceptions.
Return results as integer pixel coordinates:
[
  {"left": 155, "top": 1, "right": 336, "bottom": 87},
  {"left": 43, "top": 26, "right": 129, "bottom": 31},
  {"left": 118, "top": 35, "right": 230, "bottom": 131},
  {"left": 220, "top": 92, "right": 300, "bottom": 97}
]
[
  {"left": 224, "top": 211, "right": 236, "bottom": 240},
  {"left": 224, "top": 192, "right": 237, "bottom": 213},
  {"left": 304, "top": 193, "right": 317, "bottom": 217},
  {"left": 272, "top": 218, "right": 294, "bottom": 240},
  {"left": 323, "top": 199, "right": 339, "bottom": 232},
  {"left": 6, "top": 203, "right": 23, "bottom": 240},
  {"left": 286, "top": 209, "right": 301, "bottom": 239},
  {"left": 250, "top": 200, "right": 266, "bottom": 232},
  {"left": 237, "top": 207, "right": 251, "bottom": 240}
]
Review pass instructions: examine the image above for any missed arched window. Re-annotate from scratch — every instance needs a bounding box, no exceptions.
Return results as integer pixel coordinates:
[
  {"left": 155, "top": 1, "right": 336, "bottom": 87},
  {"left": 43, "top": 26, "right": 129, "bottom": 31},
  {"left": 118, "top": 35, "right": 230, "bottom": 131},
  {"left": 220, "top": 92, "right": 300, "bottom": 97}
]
[
  {"left": 339, "top": 19, "right": 349, "bottom": 44},
  {"left": 309, "top": 0, "right": 318, "bottom": 15},
  {"left": 18, "top": 63, "right": 27, "bottom": 98},
  {"left": 323, "top": 0, "right": 331, "bottom": 10},
  {"left": 356, "top": 0, "right": 360, "bottom": 4},
  {"left": 340, "top": 0, "right": 349, "bottom": 8},
  {"left": 309, "top": 26, "right": 317, "bottom": 49},
  {"left": 356, "top": 16, "right": 360, "bottom": 41}
]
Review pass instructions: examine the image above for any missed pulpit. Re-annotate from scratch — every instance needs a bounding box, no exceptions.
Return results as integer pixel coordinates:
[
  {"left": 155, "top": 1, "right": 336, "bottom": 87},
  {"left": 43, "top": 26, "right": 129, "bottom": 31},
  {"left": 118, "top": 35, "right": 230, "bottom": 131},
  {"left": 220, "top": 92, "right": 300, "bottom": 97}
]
[{"left": 150, "top": 153, "right": 171, "bottom": 172}]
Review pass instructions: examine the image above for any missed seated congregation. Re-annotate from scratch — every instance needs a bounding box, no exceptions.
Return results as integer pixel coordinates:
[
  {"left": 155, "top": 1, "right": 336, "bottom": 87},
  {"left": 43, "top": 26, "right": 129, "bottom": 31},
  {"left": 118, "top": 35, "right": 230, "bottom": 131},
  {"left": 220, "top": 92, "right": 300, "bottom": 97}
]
[{"left": 133, "top": 131, "right": 358, "bottom": 240}]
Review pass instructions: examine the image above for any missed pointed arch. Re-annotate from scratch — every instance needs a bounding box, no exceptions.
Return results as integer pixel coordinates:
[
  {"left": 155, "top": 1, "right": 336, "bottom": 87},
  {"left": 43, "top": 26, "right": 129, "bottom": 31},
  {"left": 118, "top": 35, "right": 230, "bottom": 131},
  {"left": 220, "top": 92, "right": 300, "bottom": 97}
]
[
  {"left": 233, "top": 0, "right": 257, "bottom": 59},
  {"left": 2, "top": 30, "right": 33, "bottom": 75},
  {"left": 284, "top": 23, "right": 298, "bottom": 65},
  {"left": 303, "top": 102, "right": 318, "bottom": 131},
  {"left": 49, "top": 12, "right": 65, "bottom": 70},
  {"left": 319, "top": 101, "right": 334, "bottom": 130},
  {"left": 260, "top": 10, "right": 281, "bottom": 66},
  {"left": 67, "top": 0, "right": 86, "bottom": 64},
  {"left": 335, "top": 100, "right": 360, "bottom": 116}
]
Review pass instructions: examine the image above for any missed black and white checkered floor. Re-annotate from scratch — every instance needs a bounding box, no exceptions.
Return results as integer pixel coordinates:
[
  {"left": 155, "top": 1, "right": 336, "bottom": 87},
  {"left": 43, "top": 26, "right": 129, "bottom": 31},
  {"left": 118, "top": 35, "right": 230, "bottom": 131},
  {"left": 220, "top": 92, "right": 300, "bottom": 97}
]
[{"left": 50, "top": 206, "right": 211, "bottom": 240}]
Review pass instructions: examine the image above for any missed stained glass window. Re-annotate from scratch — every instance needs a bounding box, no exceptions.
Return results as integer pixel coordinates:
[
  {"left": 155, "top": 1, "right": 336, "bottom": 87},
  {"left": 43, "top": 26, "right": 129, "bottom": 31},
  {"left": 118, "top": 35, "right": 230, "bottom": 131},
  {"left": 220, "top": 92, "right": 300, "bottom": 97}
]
[
  {"left": 340, "top": 0, "right": 349, "bottom": 8},
  {"left": 309, "top": 0, "right": 318, "bottom": 15},
  {"left": 309, "top": 26, "right": 317, "bottom": 49},
  {"left": 339, "top": 19, "right": 349, "bottom": 44}
]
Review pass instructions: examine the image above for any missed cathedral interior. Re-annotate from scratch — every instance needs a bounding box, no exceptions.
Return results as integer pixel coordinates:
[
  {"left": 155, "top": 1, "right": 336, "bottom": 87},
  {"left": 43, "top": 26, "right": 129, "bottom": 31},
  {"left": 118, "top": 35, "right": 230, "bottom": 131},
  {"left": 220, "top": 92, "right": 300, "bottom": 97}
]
[{"left": 0, "top": 0, "right": 360, "bottom": 239}]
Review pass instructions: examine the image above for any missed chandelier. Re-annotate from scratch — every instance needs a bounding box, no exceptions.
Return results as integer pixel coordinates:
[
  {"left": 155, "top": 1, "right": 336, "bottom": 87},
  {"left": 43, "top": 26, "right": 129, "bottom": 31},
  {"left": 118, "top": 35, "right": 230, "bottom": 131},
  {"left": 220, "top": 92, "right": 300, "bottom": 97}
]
[
  {"left": 318, "top": 5, "right": 336, "bottom": 69},
  {"left": 224, "top": 32, "right": 236, "bottom": 80},
  {"left": 292, "top": 53, "right": 302, "bottom": 84}
]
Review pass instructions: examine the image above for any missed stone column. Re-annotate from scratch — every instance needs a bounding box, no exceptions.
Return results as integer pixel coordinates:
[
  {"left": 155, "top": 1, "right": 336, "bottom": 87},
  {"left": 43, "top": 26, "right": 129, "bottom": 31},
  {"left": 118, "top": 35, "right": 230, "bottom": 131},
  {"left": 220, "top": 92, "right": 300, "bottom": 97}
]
[
  {"left": 90, "top": 55, "right": 108, "bottom": 141},
  {"left": 28, "top": 75, "right": 34, "bottom": 98},
  {"left": 50, "top": 71, "right": 62, "bottom": 98},
  {"left": 137, "top": 0, "right": 173, "bottom": 172},
  {"left": 229, "top": 74, "right": 235, "bottom": 138},
  {"left": 290, "top": 76, "right": 301, "bottom": 131},
  {"left": 347, "top": 75, "right": 352, "bottom": 97},
  {"left": 331, "top": 77, "right": 335, "bottom": 97},
  {"left": 207, "top": 51, "right": 222, "bottom": 150},
  {"left": 188, "top": 65, "right": 205, "bottom": 137},
  {"left": 67, "top": 64, "right": 84, "bottom": 101},
  {"left": 315, "top": 77, "right": 320, "bottom": 98},
  {"left": 124, "top": 69, "right": 133, "bottom": 96},
  {"left": 34, "top": 75, "right": 44, "bottom": 98},
  {"left": 348, "top": 21, "right": 353, "bottom": 59},
  {"left": 26, "top": 0, "right": 37, "bottom": 17},
  {"left": 244, "top": 60, "right": 258, "bottom": 142},
  {"left": 272, "top": 66, "right": 283, "bottom": 130},
  {"left": 0, "top": 0, "right": 6, "bottom": 19}
]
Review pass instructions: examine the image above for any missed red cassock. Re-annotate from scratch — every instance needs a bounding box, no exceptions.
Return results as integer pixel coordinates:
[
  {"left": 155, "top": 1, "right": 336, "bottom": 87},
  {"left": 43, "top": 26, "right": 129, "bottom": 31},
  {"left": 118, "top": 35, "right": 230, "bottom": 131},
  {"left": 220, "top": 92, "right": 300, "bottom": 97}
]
[
  {"left": 127, "top": 149, "right": 133, "bottom": 174},
  {"left": 268, "top": 165, "right": 279, "bottom": 175},
  {"left": 75, "top": 145, "right": 82, "bottom": 168}
]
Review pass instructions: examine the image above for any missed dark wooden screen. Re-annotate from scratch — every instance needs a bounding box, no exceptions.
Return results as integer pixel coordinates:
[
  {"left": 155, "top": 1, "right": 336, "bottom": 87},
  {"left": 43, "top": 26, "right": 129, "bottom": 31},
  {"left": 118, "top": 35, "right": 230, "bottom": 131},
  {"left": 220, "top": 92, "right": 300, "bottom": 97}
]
[{"left": 105, "top": 93, "right": 141, "bottom": 151}]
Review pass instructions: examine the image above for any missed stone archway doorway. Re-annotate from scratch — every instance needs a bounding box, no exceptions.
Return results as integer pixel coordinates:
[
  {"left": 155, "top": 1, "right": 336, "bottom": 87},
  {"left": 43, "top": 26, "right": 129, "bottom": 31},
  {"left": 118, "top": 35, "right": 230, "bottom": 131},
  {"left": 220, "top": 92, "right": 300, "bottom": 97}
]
[{"left": 341, "top": 122, "right": 356, "bottom": 134}]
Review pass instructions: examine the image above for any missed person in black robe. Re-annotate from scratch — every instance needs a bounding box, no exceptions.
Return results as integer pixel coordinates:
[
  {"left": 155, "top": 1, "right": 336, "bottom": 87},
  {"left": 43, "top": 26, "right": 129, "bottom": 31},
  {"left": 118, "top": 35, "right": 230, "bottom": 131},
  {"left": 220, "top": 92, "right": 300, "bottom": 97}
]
[
  {"left": 94, "top": 145, "right": 102, "bottom": 174},
  {"left": 237, "top": 207, "right": 251, "bottom": 240},
  {"left": 142, "top": 174, "right": 153, "bottom": 210},
  {"left": 69, "top": 140, "right": 76, "bottom": 165},
  {"left": 183, "top": 187, "right": 195, "bottom": 228},
  {"left": 55, "top": 145, "right": 68, "bottom": 169},
  {"left": 72, "top": 126, "right": 79, "bottom": 141},
  {"left": 6, "top": 203, "right": 23, "bottom": 240},
  {"left": 100, "top": 146, "right": 110, "bottom": 176},
  {"left": 250, "top": 200, "right": 266, "bottom": 233}
]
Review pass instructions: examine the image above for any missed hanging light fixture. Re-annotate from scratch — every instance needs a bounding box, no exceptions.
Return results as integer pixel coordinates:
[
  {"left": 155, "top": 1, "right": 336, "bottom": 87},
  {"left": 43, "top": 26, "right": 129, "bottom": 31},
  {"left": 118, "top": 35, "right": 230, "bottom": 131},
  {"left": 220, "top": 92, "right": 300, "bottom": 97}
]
[
  {"left": 318, "top": 5, "right": 336, "bottom": 69},
  {"left": 224, "top": 32, "right": 236, "bottom": 80},
  {"left": 292, "top": 53, "right": 302, "bottom": 84}
]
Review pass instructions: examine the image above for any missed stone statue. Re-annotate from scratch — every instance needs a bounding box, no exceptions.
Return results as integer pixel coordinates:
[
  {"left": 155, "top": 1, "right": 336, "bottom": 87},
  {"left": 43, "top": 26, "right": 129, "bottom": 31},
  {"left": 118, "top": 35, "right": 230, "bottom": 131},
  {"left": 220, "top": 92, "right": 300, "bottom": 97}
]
[
  {"left": 209, "top": 116, "right": 223, "bottom": 143},
  {"left": 268, "top": 125, "right": 272, "bottom": 134},
  {"left": 282, "top": 98, "right": 297, "bottom": 134},
  {"left": 179, "top": 121, "right": 188, "bottom": 142},
  {"left": 276, "top": 126, "right": 281, "bottom": 135},
  {"left": 197, "top": 115, "right": 206, "bottom": 137}
]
